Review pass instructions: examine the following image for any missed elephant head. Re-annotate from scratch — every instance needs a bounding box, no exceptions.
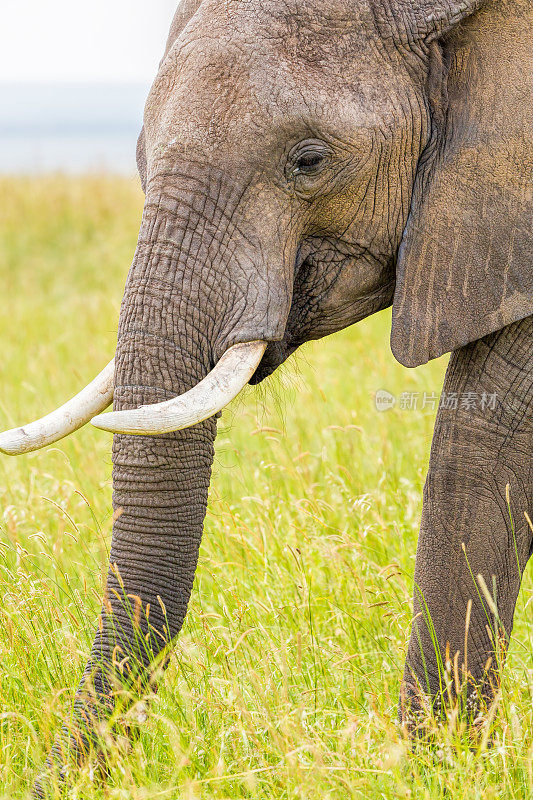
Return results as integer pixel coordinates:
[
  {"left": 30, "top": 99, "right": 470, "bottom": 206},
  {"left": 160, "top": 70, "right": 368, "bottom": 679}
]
[{"left": 0, "top": 0, "right": 530, "bottom": 789}]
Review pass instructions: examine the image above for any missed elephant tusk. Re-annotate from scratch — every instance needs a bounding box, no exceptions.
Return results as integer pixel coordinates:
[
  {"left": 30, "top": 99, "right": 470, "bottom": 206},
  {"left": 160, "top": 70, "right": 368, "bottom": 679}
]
[
  {"left": 91, "top": 341, "right": 267, "bottom": 436},
  {"left": 0, "top": 360, "right": 115, "bottom": 456}
]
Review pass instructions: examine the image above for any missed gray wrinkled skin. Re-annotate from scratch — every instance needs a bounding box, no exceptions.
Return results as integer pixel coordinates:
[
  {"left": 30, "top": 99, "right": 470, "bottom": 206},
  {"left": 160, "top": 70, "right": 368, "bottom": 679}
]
[{"left": 33, "top": 0, "right": 532, "bottom": 794}]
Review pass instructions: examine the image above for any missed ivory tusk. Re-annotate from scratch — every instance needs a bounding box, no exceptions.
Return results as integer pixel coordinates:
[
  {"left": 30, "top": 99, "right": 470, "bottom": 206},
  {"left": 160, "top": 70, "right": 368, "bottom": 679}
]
[
  {"left": 91, "top": 341, "right": 267, "bottom": 436},
  {"left": 0, "top": 360, "right": 115, "bottom": 456}
]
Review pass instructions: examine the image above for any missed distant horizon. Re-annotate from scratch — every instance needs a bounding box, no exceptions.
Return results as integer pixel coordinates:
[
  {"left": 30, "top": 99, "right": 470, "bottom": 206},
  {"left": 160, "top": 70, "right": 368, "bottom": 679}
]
[
  {"left": 0, "top": 83, "right": 148, "bottom": 130},
  {"left": 0, "top": 83, "right": 148, "bottom": 174}
]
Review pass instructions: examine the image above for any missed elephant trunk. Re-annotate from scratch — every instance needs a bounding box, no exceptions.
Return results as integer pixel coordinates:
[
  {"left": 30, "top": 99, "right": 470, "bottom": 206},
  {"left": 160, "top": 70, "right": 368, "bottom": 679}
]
[{"left": 34, "top": 179, "right": 272, "bottom": 794}]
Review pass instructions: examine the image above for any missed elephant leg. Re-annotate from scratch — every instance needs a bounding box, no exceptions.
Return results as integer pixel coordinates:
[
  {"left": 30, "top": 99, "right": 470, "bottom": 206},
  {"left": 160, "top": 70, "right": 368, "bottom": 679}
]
[{"left": 402, "top": 315, "right": 533, "bottom": 722}]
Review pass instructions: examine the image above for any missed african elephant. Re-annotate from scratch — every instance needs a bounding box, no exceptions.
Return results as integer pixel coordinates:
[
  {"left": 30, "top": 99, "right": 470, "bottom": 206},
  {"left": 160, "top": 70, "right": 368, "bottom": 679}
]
[{"left": 0, "top": 0, "right": 531, "bottom": 793}]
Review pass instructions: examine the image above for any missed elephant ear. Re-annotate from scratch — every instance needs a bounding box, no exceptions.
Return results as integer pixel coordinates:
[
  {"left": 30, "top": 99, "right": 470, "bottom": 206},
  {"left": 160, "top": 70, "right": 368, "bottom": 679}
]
[{"left": 390, "top": 0, "right": 533, "bottom": 367}]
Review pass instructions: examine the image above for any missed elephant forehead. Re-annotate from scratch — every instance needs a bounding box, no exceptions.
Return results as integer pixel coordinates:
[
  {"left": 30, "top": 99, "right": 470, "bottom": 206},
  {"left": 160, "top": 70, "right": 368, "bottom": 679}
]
[{"left": 144, "top": 3, "right": 416, "bottom": 159}]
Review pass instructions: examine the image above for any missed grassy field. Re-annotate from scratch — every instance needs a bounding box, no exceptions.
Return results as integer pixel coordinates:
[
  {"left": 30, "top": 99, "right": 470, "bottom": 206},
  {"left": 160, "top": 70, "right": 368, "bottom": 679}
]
[{"left": 0, "top": 176, "right": 531, "bottom": 798}]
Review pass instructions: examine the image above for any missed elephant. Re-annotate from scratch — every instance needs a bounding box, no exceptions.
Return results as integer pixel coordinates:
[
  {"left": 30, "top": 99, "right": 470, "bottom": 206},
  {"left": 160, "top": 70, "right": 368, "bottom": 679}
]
[{"left": 0, "top": 0, "right": 531, "bottom": 793}]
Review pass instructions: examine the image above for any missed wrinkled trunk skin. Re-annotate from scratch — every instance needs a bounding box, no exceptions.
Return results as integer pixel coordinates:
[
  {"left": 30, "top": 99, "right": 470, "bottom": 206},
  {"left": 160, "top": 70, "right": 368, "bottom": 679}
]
[
  {"left": 401, "top": 316, "right": 533, "bottom": 725},
  {"left": 34, "top": 182, "right": 241, "bottom": 795}
]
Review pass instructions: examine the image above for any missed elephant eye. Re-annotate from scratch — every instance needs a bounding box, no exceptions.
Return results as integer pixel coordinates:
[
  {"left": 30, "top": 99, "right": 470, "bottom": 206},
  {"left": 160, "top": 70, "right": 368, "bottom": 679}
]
[
  {"left": 294, "top": 151, "right": 326, "bottom": 175},
  {"left": 288, "top": 140, "right": 332, "bottom": 183}
]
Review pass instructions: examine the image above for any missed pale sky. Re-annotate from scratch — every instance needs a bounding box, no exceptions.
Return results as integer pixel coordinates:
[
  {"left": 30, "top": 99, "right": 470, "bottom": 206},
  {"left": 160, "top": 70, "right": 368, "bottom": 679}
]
[{"left": 0, "top": 0, "right": 179, "bottom": 84}]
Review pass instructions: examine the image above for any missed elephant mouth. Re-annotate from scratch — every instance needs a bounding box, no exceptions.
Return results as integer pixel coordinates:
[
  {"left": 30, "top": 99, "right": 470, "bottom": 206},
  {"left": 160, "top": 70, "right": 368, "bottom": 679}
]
[
  {"left": 250, "top": 277, "right": 396, "bottom": 386},
  {"left": 249, "top": 340, "right": 299, "bottom": 385}
]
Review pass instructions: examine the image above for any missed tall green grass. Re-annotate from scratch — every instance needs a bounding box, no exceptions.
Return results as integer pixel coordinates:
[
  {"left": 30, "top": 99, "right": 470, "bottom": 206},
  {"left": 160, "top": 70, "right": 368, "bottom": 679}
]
[{"left": 0, "top": 176, "right": 531, "bottom": 798}]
